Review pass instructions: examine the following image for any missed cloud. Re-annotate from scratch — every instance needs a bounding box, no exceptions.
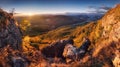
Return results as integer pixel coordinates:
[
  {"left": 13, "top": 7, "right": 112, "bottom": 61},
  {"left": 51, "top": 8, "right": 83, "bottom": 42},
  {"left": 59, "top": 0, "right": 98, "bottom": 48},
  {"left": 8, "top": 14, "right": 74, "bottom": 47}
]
[
  {"left": 99, "top": 6, "right": 111, "bottom": 10},
  {"left": 87, "top": 5, "right": 112, "bottom": 14},
  {"left": 88, "top": 10, "right": 105, "bottom": 14}
]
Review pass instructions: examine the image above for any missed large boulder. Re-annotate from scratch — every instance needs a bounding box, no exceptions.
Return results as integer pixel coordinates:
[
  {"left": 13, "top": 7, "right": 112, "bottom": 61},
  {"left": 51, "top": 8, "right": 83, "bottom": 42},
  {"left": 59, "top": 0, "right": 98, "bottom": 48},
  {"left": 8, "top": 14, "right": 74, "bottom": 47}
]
[
  {"left": 12, "top": 57, "right": 28, "bottom": 67},
  {"left": 41, "top": 39, "right": 74, "bottom": 58},
  {"left": 62, "top": 38, "right": 91, "bottom": 63},
  {"left": 63, "top": 44, "right": 77, "bottom": 63},
  {"left": 0, "top": 9, "right": 22, "bottom": 50}
]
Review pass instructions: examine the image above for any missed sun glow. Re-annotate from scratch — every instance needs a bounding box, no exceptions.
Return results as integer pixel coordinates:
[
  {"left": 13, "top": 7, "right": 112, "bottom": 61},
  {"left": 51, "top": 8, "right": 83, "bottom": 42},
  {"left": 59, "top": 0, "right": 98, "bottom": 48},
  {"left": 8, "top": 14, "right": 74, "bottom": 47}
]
[
  {"left": 27, "top": 12, "right": 34, "bottom": 16},
  {"left": 15, "top": 12, "right": 35, "bottom": 16}
]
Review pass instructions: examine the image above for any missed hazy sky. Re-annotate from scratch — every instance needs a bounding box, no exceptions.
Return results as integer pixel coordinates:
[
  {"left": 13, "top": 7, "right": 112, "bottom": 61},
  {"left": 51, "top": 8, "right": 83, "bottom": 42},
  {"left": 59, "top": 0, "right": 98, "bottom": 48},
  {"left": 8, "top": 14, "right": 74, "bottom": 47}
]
[{"left": 0, "top": 0, "right": 119, "bottom": 15}]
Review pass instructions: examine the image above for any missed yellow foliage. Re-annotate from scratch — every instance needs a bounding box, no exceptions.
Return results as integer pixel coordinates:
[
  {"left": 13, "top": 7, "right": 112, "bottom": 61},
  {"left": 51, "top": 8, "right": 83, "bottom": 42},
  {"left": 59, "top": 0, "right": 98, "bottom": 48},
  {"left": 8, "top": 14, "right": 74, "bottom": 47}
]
[
  {"left": 20, "top": 19, "right": 31, "bottom": 31},
  {"left": 30, "top": 36, "right": 41, "bottom": 43},
  {"left": 22, "top": 36, "right": 33, "bottom": 51}
]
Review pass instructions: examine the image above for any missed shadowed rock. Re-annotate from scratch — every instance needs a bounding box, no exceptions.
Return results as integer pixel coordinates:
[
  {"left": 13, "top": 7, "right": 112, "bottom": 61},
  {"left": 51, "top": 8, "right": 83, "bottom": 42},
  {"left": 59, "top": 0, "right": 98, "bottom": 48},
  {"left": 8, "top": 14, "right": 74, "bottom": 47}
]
[
  {"left": 41, "top": 39, "right": 74, "bottom": 59},
  {"left": 0, "top": 9, "right": 22, "bottom": 50},
  {"left": 77, "top": 38, "right": 91, "bottom": 59},
  {"left": 0, "top": 9, "right": 25, "bottom": 67},
  {"left": 12, "top": 57, "right": 28, "bottom": 67},
  {"left": 62, "top": 38, "right": 91, "bottom": 63}
]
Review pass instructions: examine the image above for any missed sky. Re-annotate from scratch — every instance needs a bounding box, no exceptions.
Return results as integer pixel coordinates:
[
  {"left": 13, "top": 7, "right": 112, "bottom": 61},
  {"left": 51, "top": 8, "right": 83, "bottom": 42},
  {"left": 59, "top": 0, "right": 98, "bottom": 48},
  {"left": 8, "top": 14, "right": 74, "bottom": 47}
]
[{"left": 0, "top": 0, "right": 120, "bottom": 15}]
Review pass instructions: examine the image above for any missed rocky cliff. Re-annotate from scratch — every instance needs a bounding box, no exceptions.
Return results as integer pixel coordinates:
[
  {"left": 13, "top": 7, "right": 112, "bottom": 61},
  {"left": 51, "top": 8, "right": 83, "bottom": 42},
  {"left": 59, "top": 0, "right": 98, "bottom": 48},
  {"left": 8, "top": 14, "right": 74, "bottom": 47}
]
[
  {"left": 0, "top": 9, "right": 27, "bottom": 67},
  {"left": 92, "top": 4, "right": 120, "bottom": 67},
  {"left": 0, "top": 9, "right": 22, "bottom": 50},
  {"left": 101, "top": 4, "right": 120, "bottom": 42}
]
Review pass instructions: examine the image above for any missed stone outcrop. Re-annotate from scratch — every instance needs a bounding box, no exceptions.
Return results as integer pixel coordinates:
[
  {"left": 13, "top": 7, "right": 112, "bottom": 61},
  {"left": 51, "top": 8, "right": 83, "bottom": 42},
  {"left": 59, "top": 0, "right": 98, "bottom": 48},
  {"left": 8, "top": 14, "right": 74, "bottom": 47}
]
[
  {"left": 41, "top": 39, "right": 74, "bottom": 59},
  {"left": 62, "top": 44, "right": 77, "bottom": 63},
  {"left": 0, "top": 9, "right": 25, "bottom": 67},
  {"left": 101, "top": 4, "right": 120, "bottom": 42},
  {"left": 92, "top": 4, "right": 120, "bottom": 67},
  {"left": 12, "top": 56, "right": 28, "bottom": 67},
  {"left": 62, "top": 38, "right": 91, "bottom": 63},
  {"left": 0, "top": 9, "right": 22, "bottom": 50},
  {"left": 93, "top": 4, "right": 120, "bottom": 56}
]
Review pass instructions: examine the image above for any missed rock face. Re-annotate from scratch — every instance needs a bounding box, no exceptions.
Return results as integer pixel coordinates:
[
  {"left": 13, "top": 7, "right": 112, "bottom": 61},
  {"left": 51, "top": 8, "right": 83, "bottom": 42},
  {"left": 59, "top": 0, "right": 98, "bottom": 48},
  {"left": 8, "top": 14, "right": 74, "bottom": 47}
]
[
  {"left": 101, "top": 4, "right": 120, "bottom": 42},
  {"left": 92, "top": 4, "right": 120, "bottom": 67},
  {"left": 93, "top": 4, "right": 120, "bottom": 55},
  {"left": 0, "top": 9, "right": 24, "bottom": 67},
  {"left": 0, "top": 9, "right": 22, "bottom": 50}
]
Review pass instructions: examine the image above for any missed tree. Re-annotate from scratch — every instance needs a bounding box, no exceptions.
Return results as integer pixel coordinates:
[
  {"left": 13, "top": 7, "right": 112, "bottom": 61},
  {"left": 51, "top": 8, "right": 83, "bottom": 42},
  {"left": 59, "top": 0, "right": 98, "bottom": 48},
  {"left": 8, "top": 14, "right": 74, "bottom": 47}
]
[{"left": 9, "top": 8, "right": 15, "bottom": 15}]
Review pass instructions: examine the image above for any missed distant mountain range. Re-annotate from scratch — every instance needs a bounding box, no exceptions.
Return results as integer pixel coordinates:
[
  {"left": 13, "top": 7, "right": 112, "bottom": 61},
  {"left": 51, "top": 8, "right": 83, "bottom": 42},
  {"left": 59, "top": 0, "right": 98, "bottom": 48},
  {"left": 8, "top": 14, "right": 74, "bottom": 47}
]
[
  {"left": 65, "top": 12, "right": 104, "bottom": 22},
  {"left": 15, "top": 12, "right": 104, "bottom": 22}
]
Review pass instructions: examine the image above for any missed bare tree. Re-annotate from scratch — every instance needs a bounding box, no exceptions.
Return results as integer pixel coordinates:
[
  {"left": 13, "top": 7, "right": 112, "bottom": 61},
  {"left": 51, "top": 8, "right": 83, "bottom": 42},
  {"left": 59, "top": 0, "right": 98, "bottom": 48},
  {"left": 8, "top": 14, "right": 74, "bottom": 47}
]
[{"left": 9, "top": 8, "right": 15, "bottom": 16}]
